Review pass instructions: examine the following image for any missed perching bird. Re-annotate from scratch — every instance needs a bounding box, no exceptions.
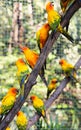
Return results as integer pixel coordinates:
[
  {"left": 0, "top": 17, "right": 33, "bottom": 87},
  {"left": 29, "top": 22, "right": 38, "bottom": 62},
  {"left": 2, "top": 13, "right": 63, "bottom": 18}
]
[
  {"left": 60, "top": 0, "right": 74, "bottom": 13},
  {"left": 59, "top": 59, "right": 78, "bottom": 82},
  {"left": 19, "top": 44, "right": 48, "bottom": 86},
  {"left": 16, "top": 111, "right": 28, "bottom": 130},
  {"left": 16, "top": 58, "right": 30, "bottom": 99},
  {"left": 60, "top": 0, "right": 74, "bottom": 31},
  {"left": 36, "top": 23, "right": 50, "bottom": 69},
  {"left": 0, "top": 87, "right": 18, "bottom": 115},
  {"left": 36, "top": 23, "right": 50, "bottom": 52},
  {"left": 47, "top": 78, "right": 58, "bottom": 99},
  {"left": 30, "top": 95, "right": 48, "bottom": 125},
  {"left": 6, "top": 127, "right": 11, "bottom": 130},
  {"left": 46, "top": 1, "right": 74, "bottom": 43}
]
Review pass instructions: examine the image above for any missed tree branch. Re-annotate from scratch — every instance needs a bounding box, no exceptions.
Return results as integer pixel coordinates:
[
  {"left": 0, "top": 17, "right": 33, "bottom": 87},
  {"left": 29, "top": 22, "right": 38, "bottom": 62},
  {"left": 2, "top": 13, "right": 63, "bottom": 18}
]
[
  {"left": 0, "top": 0, "right": 81, "bottom": 129},
  {"left": 26, "top": 57, "right": 81, "bottom": 130}
]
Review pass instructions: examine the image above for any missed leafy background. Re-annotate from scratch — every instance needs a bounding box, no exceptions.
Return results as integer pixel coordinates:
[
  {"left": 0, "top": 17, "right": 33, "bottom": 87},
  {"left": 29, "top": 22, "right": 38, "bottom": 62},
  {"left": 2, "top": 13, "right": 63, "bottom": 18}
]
[{"left": 0, "top": 0, "right": 81, "bottom": 129}]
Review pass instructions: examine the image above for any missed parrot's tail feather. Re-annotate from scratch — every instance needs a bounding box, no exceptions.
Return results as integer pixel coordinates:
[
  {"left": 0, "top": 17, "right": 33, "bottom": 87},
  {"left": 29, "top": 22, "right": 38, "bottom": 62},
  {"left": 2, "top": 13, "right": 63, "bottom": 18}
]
[
  {"left": 62, "top": 30, "right": 74, "bottom": 43},
  {"left": 44, "top": 60, "right": 47, "bottom": 70},
  {"left": 20, "top": 84, "right": 25, "bottom": 100},
  {"left": 57, "top": 25, "right": 74, "bottom": 43},
  {"left": 44, "top": 117, "right": 49, "bottom": 128},
  {"left": 47, "top": 91, "right": 50, "bottom": 99},
  {"left": 65, "top": 21, "right": 70, "bottom": 32}
]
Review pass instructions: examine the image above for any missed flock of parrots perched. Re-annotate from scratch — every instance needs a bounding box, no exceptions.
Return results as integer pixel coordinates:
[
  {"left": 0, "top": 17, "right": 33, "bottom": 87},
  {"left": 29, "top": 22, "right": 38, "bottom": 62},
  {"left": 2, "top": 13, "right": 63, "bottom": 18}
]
[{"left": 0, "top": 0, "right": 78, "bottom": 130}]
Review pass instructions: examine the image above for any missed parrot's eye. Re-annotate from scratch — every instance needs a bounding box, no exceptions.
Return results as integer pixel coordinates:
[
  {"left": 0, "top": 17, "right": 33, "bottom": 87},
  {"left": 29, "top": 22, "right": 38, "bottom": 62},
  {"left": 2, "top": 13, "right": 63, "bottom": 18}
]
[{"left": 50, "top": 2, "right": 54, "bottom": 7}]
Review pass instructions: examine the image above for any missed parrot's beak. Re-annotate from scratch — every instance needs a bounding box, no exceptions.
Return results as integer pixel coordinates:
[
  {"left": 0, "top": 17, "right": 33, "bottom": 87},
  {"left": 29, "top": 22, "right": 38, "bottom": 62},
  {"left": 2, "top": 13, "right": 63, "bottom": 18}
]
[{"left": 16, "top": 89, "right": 19, "bottom": 94}]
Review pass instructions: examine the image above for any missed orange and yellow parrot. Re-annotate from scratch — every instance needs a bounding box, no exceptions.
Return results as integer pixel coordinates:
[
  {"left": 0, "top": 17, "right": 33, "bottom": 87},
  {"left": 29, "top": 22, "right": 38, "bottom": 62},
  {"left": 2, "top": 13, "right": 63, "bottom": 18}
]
[
  {"left": 16, "top": 111, "right": 28, "bottom": 130},
  {"left": 19, "top": 44, "right": 48, "bottom": 86},
  {"left": 0, "top": 87, "right": 18, "bottom": 115},
  {"left": 60, "top": 0, "right": 74, "bottom": 31},
  {"left": 59, "top": 59, "right": 79, "bottom": 82},
  {"left": 47, "top": 78, "right": 58, "bottom": 99},
  {"left": 36, "top": 23, "right": 50, "bottom": 52},
  {"left": 16, "top": 58, "right": 30, "bottom": 99},
  {"left": 30, "top": 95, "right": 48, "bottom": 125},
  {"left": 60, "top": 0, "right": 74, "bottom": 13},
  {"left": 46, "top": 1, "right": 74, "bottom": 43},
  {"left": 36, "top": 23, "right": 50, "bottom": 69}
]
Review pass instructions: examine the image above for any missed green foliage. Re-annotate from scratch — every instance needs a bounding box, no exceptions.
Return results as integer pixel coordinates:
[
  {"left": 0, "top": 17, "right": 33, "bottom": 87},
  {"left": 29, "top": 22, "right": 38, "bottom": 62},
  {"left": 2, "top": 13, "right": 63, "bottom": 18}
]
[{"left": 0, "top": 0, "right": 81, "bottom": 129}]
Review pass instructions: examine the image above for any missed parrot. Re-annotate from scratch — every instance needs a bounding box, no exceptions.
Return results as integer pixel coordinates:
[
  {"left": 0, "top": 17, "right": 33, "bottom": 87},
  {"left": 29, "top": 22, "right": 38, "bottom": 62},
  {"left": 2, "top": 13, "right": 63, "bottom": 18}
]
[
  {"left": 59, "top": 59, "right": 79, "bottom": 82},
  {"left": 46, "top": 1, "right": 74, "bottom": 43},
  {"left": 60, "top": 0, "right": 74, "bottom": 13},
  {"left": 0, "top": 87, "right": 18, "bottom": 116},
  {"left": 30, "top": 95, "right": 48, "bottom": 125},
  {"left": 60, "top": 0, "right": 74, "bottom": 31},
  {"left": 36, "top": 23, "right": 50, "bottom": 52},
  {"left": 19, "top": 44, "right": 48, "bottom": 87},
  {"left": 6, "top": 127, "right": 11, "bottom": 130},
  {"left": 16, "top": 58, "right": 30, "bottom": 99},
  {"left": 47, "top": 78, "right": 58, "bottom": 99},
  {"left": 36, "top": 23, "right": 50, "bottom": 69},
  {"left": 16, "top": 111, "right": 28, "bottom": 130}
]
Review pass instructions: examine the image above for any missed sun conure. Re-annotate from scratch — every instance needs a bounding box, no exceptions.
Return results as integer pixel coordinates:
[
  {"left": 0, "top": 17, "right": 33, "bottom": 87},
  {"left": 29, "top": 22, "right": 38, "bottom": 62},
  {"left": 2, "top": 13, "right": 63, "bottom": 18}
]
[
  {"left": 36, "top": 23, "right": 50, "bottom": 52},
  {"left": 59, "top": 59, "right": 79, "bottom": 82},
  {"left": 30, "top": 95, "right": 48, "bottom": 125},
  {"left": 60, "top": 0, "right": 74, "bottom": 13},
  {"left": 16, "top": 58, "right": 30, "bottom": 99},
  {"left": 19, "top": 44, "right": 48, "bottom": 86},
  {"left": 0, "top": 87, "right": 18, "bottom": 115},
  {"left": 46, "top": 1, "right": 74, "bottom": 43},
  {"left": 60, "top": 0, "right": 74, "bottom": 31},
  {"left": 47, "top": 78, "right": 58, "bottom": 99},
  {"left": 16, "top": 111, "right": 28, "bottom": 130},
  {"left": 36, "top": 23, "right": 50, "bottom": 69}
]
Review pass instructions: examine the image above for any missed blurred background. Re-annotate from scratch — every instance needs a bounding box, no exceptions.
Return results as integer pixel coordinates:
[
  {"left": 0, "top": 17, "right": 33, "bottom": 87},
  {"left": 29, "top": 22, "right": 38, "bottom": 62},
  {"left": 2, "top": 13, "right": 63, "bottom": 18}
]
[{"left": 0, "top": 0, "right": 81, "bottom": 129}]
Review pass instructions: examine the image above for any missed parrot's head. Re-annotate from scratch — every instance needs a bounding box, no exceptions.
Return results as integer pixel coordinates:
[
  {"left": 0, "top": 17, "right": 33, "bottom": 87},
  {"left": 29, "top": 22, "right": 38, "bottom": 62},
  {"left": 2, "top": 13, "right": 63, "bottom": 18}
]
[
  {"left": 51, "top": 78, "right": 58, "bottom": 84},
  {"left": 30, "top": 95, "right": 37, "bottom": 102},
  {"left": 19, "top": 44, "right": 28, "bottom": 53},
  {"left": 16, "top": 58, "right": 25, "bottom": 67},
  {"left": 46, "top": 1, "right": 54, "bottom": 12},
  {"left": 44, "top": 23, "right": 50, "bottom": 31},
  {"left": 17, "top": 111, "right": 23, "bottom": 116},
  {"left": 6, "top": 127, "right": 11, "bottom": 130},
  {"left": 59, "top": 59, "right": 66, "bottom": 66},
  {"left": 8, "top": 87, "right": 19, "bottom": 96}
]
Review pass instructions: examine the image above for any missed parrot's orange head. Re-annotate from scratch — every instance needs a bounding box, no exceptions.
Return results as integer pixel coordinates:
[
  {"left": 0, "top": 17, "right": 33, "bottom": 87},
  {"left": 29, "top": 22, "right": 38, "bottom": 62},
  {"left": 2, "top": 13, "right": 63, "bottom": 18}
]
[
  {"left": 59, "top": 59, "right": 66, "bottom": 65},
  {"left": 17, "top": 111, "right": 23, "bottom": 116},
  {"left": 16, "top": 58, "right": 25, "bottom": 66},
  {"left": 51, "top": 78, "right": 58, "bottom": 84},
  {"left": 30, "top": 95, "right": 36, "bottom": 101},
  {"left": 19, "top": 44, "right": 28, "bottom": 53},
  {"left": 44, "top": 23, "right": 50, "bottom": 30},
  {"left": 46, "top": 2, "right": 54, "bottom": 12},
  {"left": 8, "top": 87, "right": 19, "bottom": 96}
]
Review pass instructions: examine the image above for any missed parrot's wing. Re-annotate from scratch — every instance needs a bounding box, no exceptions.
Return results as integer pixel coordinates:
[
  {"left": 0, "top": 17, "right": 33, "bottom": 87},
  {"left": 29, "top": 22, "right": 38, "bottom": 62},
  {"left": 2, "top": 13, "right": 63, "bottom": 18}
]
[{"left": 36, "top": 31, "right": 41, "bottom": 51}]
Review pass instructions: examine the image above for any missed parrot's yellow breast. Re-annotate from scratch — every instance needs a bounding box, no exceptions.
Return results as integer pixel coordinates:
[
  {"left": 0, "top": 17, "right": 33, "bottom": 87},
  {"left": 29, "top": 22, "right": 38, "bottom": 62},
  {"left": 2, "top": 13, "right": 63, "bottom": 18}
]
[{"left": 33, "top": 98, "right": 44, "bottom": 108}]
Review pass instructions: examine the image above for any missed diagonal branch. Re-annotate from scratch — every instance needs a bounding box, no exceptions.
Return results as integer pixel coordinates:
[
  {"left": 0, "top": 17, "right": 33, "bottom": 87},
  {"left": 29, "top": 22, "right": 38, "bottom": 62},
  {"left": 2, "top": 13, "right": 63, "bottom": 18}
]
[
  {"left": 26, "top": 57, "right": 81, "bottom": 130},
  {"left": 0, "top": 0, "right": 81, "bottom": 130}
]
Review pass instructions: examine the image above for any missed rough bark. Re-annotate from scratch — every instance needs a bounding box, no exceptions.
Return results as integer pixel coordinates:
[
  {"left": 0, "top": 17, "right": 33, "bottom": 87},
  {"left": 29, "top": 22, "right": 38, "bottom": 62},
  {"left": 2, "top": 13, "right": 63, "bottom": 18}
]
[{"left": 0, "top": 0, "right": 81, "bottom": 130}]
